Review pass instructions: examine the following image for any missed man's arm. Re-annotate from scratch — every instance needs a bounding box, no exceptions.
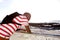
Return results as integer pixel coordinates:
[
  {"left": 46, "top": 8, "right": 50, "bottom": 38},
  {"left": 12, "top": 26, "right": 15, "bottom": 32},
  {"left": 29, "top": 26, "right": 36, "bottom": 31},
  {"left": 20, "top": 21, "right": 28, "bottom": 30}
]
[{"left": 25, "top": 25, "right": 31, "bottom": 33}]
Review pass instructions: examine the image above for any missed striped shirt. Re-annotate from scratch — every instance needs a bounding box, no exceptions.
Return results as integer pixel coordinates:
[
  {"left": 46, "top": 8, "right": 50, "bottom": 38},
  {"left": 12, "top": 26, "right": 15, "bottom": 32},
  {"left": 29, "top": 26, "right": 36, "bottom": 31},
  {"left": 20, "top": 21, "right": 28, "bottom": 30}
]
[
  {"left": 12, "top": 15, "right": 29, "bottom": 29},
  {"left": 0, "top": 23, "right": 20, "bottom": 39},
  {"left": 0, "top": 15, "right": 29, "bottom": 39}
]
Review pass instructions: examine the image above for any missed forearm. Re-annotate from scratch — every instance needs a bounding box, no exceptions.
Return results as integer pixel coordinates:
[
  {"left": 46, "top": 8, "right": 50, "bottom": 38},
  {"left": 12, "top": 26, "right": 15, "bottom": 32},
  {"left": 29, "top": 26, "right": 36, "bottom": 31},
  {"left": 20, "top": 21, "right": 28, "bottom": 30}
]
[{"left": 25, "top": 25, "right": 31, "bottom": 33}]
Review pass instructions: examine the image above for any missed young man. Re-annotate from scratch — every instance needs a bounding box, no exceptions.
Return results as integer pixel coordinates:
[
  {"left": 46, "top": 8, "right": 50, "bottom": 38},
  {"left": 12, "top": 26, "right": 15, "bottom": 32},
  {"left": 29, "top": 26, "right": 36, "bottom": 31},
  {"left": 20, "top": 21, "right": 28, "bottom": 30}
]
[{"left": 0, "top": 12, "right": 31, "bottom": 40}]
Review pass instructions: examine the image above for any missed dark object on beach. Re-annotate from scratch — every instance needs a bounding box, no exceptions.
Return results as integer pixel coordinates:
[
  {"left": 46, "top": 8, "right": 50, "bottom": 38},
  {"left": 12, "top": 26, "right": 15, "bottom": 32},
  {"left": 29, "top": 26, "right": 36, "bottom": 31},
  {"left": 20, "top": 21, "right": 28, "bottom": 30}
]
[{"left": 1, "top": 12, "right": 21, "bottom": 24}]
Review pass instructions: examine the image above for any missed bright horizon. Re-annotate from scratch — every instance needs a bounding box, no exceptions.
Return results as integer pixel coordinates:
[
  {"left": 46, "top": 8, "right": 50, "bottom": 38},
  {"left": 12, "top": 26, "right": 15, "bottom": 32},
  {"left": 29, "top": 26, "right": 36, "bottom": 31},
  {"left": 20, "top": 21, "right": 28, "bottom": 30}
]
[{"left": 0, "top": 0, "right": 60, "bottom": 23}]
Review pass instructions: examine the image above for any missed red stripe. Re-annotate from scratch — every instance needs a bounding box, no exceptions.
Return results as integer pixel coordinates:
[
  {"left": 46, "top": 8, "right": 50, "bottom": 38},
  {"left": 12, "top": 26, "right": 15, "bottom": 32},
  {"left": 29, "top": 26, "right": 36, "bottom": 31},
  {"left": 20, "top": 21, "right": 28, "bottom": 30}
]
[
  {"left": 17, "top": 16, "right": 28, "bottom": 22},
  {"left": 12, "top": 19, "right": 18, "bottom": 23},
  {"left": 15, "top": 17, "right": 21, "bottom": 22},
  {"left": 13, "top": 18, "right": 28, "bottom": 26},
  {"left": 0, "top": 28, "right": 11, "bottom": 36},
  {"left": 8, "top": 24, "right": 16, "bottom": 31},
  {"left": 14, "top": 24, "right": 18, "bottom": 28},
  {"left": 0, "top": 33, "right": 9, "bottom": 37},
  {"left": 12, "top": 16, "right": 28, "bottom": 23},
  {"left": 2, "top": 24, "right": 13, "bottom": 34},
  {"left": 15, "top": 17, "right": 27, "bottom": 22},
  {"left": 19, "top": 16, "right": 27, "bottom": 19}
]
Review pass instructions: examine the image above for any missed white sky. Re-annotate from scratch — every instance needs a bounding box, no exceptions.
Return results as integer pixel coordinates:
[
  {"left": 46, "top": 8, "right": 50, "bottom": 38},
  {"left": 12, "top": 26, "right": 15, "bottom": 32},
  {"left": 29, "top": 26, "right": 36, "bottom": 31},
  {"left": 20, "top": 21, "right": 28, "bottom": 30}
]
[{"left": 0, "top": 0, "right": 60, "bottom": 23}]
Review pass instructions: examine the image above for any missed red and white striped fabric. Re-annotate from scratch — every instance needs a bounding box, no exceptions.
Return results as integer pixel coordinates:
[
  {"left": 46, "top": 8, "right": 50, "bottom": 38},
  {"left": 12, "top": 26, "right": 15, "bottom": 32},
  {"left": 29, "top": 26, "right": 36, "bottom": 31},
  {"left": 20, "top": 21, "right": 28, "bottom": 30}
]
[
  {"left": 12, "top": 15, "right": 29, "bottom": 29},
  {"left": 0, "top": 15, "right": 29, "bottom": 39},
  {"left": 0, "top": 23, "right": 20, "bottom": 39}
]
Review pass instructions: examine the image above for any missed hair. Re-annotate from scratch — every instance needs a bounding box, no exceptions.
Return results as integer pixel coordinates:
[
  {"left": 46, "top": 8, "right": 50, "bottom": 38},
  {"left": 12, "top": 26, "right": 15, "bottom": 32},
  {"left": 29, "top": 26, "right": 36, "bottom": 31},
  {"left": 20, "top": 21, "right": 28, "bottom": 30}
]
[
  {"left": 23, "top": 12, "right": 31, "bottom": 21},
  {"left": 1, "top": 12, "right": 21, "bottom": 24}
]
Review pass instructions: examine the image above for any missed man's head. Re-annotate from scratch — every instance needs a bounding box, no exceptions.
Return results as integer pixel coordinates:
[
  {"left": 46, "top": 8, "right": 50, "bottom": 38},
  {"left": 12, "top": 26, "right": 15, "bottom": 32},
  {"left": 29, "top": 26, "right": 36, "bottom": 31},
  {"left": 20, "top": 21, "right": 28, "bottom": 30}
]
[{"left": 23, "top": 12, "right": 31, "bottom": 21}]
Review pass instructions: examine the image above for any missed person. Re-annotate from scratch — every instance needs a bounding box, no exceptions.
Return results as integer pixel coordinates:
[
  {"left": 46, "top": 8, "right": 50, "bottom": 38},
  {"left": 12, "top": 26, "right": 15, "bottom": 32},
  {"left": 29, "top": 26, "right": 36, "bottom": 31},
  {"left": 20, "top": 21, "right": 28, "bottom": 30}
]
[{"left": 0, "top": 12, "right": 31, "bottom": 40}]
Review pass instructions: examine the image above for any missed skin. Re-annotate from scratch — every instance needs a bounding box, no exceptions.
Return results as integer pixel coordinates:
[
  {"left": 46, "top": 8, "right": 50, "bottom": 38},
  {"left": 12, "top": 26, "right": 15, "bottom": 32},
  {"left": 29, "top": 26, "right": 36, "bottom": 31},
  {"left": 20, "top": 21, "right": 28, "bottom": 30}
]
[{"left": 23, "top": 12, "right": 31, "bottom": 33}]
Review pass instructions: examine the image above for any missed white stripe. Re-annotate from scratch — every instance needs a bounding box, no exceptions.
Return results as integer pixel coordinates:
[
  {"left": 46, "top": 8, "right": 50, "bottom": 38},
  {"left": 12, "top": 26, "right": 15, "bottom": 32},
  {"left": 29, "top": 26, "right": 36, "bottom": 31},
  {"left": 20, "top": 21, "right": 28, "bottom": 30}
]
[
  {"left": 13, "top": 18, "right": 20, "bottom": 23},
  {"left": 13, "top": 17, "right": 28, "bottom": 25},
  {"left": 0, "top": 25, "right": 12, "bottom": 35},
  {"left": 16, "top": 16, "right": 28, "bottom": 21},
  {"left": 0, "top": 29, "right": 9, "bottom": 36},
  {"left": 19, "top": 15, "right": 27, "bottom": 18},
  {"left": 0, "top": 26, "right": 11, "bottom": 35},
  {"left": 0, "top": 34, "right": 9, "bottom": 39},
  {"left": 8, "top": 23, "right": 17, "bottom": 30},
  {"left": 20, "top": 22, "right": 28, "bottom": 25},
  {"left": 0, "top": 34, "right": 5, "bottom": 38},
  {"left": 2, "top": 24, "right": 14, "bottom": 34},
  {"left": 6, "top": 37, "right": 9, "bottom": 39}
]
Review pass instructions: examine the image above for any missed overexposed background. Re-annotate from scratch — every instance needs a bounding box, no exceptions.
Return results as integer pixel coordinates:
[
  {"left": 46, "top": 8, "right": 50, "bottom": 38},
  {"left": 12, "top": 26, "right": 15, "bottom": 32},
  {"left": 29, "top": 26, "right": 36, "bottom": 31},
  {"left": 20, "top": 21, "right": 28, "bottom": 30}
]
[{"left": 0, "top": 0, "right": 60, "bottom": 23}]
